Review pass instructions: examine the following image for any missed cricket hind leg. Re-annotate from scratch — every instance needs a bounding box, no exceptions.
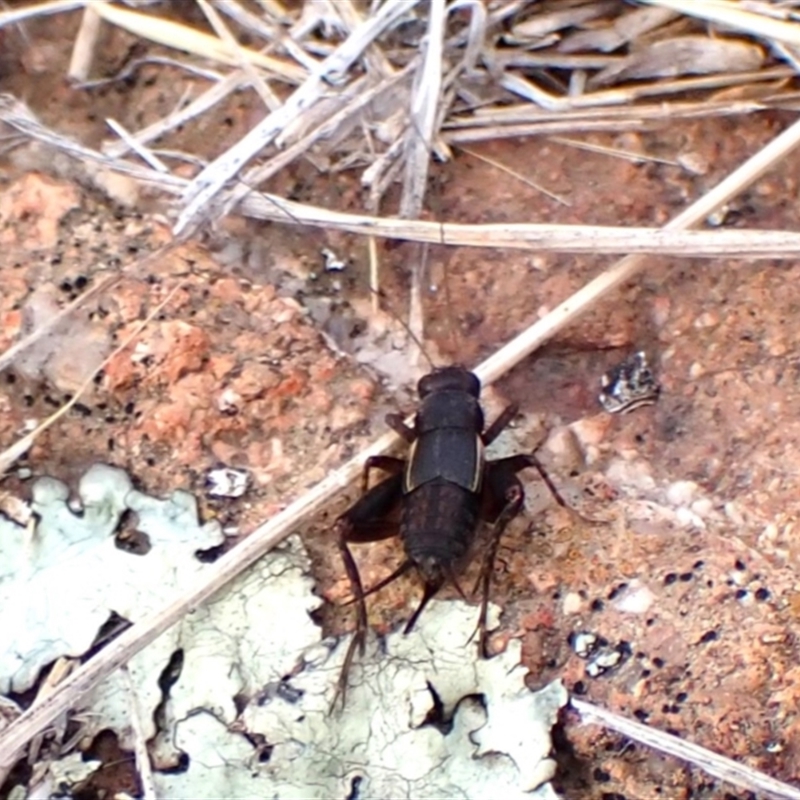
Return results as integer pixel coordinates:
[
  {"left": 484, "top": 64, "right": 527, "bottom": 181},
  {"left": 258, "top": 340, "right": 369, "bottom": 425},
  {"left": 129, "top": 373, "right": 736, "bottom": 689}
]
[
  {"left": 472, "top": 450, "right": 577, "bottom": 657},
  {"left": 474, "top": 455, "right": 530, "bottom": 656},
  {"left": 332, "top": 472, "right": 404, "bottom": 710},
  {"left": 360, "top": 454, "right": 405, "bottom": 495}
]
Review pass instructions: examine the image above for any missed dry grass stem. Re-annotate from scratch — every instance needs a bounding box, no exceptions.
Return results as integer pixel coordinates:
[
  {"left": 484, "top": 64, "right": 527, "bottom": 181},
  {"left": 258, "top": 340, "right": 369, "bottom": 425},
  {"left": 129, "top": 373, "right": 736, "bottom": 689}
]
[
  {"left": 450, "top": 96, "right": 772, "bottom": 129},
  {"left": 175, "top": 0, "right": 420, "bottom": 235},
  {"left": 104, "top": 118, "right": 169, "bottom": 173},
  {"left": 90, "top": 3, "right": 305, "bottom": 81},
  {"left": 26, "top": 657, "right": 75, "bottom": 768},
  {"left": 196, "top": 0, "right": 281, "bottom": 111},
  {"left": 456, "top": 145, "right": 571, "bottom": 206},
  {"left": 334, "top": 0, "right": 395, "bottom": 79},
  {"left": 237, "top": 189, "right": 800, "bottom": 259},
  {"left": 0, "top": 0, "right": 83, "bottom": 29},
  {"left": 121, "top": 666, "right": 157, "bottom": 800},
  {"left": 216, "top": 0, "right": 321, "bottom": 72},
  {"left": 67, "top": 5, "right": 102, "bottom": 83},
  {"left": 3, "top": 110, "right": 800, "bottom": 762},
  {"left": 573, "top": 698, "right": 800, "bottom": 800},
  {"left": 548, "top": 136, "right": 680, "bottom": 166},
  {"left": 102, "top": 70, "right": 249, "bottom": 159},
  {"left": 400, "top": 0, "right": 445, "bottom": 353},
  {"left": 641, "top": 0, "right": 800, "bottom": 48}
]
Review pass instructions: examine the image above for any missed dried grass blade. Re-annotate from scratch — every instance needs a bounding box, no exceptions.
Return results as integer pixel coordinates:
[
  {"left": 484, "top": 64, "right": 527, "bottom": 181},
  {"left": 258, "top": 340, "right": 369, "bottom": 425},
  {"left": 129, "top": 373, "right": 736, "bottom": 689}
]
[
  {"left": 195, "top": 0, "right": 281, "bottom": 110},
  {"left": 0, "top": 0, "right": 83, "bottom": 29},
  {"left": 456, "top": 145, "right": 571, "bottom": 206},
  {"left": 237, "top": 190, "right": 800, "bottom": 259},
  {"left": 174, "top": 0, "right": 421, "bottom": 235},
  {"left": 400, "top": 0, "right": 446, "bottom": 218},
  {"left": 67, "top": 5, "right": 102, "bottom": 82},
  {"left": 90, "top": 3, "right": 305, "bottom": 80},
  {"left": 640, "top": 0, "right": 800, "bottom": 47}
]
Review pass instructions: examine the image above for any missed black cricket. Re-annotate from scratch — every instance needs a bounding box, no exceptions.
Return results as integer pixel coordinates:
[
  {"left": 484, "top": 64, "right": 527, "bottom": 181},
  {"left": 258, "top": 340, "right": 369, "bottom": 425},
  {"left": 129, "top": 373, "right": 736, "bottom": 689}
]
[{"left": 333, "top": 363, "right": 562, "bottom": 703}]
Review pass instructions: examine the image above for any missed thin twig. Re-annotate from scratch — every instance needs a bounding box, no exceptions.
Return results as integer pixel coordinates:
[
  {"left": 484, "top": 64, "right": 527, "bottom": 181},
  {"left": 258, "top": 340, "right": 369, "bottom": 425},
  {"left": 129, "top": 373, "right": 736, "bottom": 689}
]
[
  {"left": 572, "top": 698, "right": 800, "bottom": 800},
  {"left": 67, "top": 5, "right": 102, "bottom": 82},
  {"left": 121, "top": 666, "right": 157, "bottom": 800},
  {"left": 196, "top": 0, "right": 281, "bottom": 110},
  {"left": 548, "top": 136, "right": 680, "bottom": 167},
  {"left": 237, "top": 190, "right": 800, "bottom": 258},
  {"left": 456, "top": 144, "right": 571, "bottom": 206}
]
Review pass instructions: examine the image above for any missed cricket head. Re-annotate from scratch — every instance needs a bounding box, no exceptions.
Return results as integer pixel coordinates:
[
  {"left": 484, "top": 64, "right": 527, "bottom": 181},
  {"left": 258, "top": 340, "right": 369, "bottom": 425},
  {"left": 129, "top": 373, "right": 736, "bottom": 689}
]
[{"left": 417, "top": 365, "right": 480, "bottom": 399}]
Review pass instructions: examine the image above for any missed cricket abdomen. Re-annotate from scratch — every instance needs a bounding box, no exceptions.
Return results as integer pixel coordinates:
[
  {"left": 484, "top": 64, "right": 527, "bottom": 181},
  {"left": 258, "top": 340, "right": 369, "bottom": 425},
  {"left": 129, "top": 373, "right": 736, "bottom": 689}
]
[{"left": 401, "top": 479, "right": 481, "bottom": 572}]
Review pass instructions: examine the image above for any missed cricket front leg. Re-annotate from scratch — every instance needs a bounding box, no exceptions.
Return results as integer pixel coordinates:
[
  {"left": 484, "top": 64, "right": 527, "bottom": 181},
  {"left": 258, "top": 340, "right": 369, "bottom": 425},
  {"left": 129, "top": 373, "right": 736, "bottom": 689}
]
[{"left": 331, "top": 473, "right": 403, "bottom": 709}]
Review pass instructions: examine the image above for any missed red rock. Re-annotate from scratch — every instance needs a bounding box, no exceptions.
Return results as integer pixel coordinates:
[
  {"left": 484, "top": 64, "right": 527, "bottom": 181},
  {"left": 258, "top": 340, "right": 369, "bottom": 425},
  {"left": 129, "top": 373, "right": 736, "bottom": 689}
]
[
  {"left": 153, "top": 321, "right": 211, "bottom": 385},
  {"left": 230, "top": 363, "right": 279, "bottom": 400},
  {"left": 0, "top": 310, "right": 22, "bottom": 348},
  {"left": 211, "top": 278, "right": 244, "bottom": 305},
  {"left": 208, "top": 354, "right": 237, "bottom": 381},
  {"left": 0, "top": 174, "right": 80, "bottom": 250},
  {"left": 112, "top": 281, "right": 146, "bottom": 323}
]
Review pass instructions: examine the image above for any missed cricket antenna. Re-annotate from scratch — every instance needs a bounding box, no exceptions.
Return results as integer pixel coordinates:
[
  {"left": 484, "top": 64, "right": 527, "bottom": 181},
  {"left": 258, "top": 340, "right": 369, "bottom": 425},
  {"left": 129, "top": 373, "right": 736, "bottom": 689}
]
[
  {"left": 403, "top": 110, "right": 463, "bottom": 367},
  {"left": 370, "top": 286, "right": 436, "bottom": 371}
]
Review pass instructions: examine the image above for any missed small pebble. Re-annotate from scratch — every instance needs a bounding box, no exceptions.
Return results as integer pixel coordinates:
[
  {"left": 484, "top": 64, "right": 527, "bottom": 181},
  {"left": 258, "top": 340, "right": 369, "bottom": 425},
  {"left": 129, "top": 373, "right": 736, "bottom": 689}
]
[
  {"left": 666, "top": 480, "right": 699, "bottom": 507},
  {"left": 678, "top": 151, "right": 709, "bottom": 175},
  {"left": 586, "top": 647, "right": 622, "bottom": 677},
  {"left": 610, "top": 581, "right": 655, "bottom": 614},
  {"left": 321, "top": 247, "right": 347, "bottom": 272},
  {"left": 706, "top": 206, "right": 729, "bottom": 227},
  {"left": 207, "top": 467, "right": 249, "bottom": 498},
  {"left": 689, "top": 361, "right": 706, "bottom": 380},
  {"left": 562, "top": 591, "right": 583, "bottom": 615},
  {"left": 694, "top": 311, "right": 720, "bottom": 328},
  {"left": 571, "top": 631, "right": 598, "bottom": 658}
]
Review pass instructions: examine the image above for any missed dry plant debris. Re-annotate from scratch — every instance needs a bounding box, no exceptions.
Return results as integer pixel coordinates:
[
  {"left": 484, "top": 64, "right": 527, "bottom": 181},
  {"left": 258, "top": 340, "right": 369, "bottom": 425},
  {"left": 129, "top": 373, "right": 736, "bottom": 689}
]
[{"left": 3, "top": 1, "right": 800, "bottom": 798}]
